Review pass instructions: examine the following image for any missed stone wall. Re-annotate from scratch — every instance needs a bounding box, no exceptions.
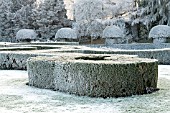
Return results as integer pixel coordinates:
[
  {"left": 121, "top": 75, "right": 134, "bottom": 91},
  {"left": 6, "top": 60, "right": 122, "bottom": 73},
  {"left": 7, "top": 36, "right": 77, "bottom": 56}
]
[{"left": 0, "top": 0, "right": 71, "bottom": 42}]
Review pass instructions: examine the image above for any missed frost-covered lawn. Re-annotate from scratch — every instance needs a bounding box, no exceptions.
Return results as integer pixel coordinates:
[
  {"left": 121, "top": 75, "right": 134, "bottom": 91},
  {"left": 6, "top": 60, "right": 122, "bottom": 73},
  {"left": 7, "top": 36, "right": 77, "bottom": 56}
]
[{"left": 0, "top": 66, "right": 170, "bottom": 113}]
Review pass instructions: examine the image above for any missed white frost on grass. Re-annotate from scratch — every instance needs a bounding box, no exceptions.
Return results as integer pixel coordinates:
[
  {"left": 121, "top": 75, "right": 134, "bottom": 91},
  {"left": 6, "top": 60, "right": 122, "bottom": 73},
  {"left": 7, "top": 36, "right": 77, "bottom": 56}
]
[
  {"left": 158, "top": 65, "right": 170, "bottom": 80},
  {"left": 0, "top": 66, "right": 170, "bottom": 113},
  {"left": 0, "top": 70, "right": 121, "bottom": 113}
]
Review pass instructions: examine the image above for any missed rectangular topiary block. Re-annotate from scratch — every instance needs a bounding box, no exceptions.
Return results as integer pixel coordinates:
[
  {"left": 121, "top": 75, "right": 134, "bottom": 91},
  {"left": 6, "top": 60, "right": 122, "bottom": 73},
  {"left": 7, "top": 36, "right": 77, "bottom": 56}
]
[
  {"left": 27, "top": 54, "right": 158, "bottom": 98},
  {"left": 28, "top": 59, "right": 56, "bottom": 89}
]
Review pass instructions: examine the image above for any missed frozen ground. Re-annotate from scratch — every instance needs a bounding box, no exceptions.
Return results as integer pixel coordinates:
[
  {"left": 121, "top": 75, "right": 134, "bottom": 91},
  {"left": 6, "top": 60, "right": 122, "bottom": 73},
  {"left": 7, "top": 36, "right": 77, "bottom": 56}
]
[{"left": 0, "top": 65, "right": 170, "bottom": 113}]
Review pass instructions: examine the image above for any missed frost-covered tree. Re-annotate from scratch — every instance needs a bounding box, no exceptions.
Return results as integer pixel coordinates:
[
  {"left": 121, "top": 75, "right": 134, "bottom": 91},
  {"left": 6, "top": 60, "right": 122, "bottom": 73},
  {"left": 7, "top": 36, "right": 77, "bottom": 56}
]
[
  {"left": 0, "top": 0, "right": 14, "bottom": 41},
  {"left": 73, "top": 0, "right": 133, "bottom": 40},
  {"left": 64, "top": 0, "right": 74, "bottom": 19},
  {"left": 0, "top": 0, "right": 36, "bottom": 41},
  {"left": 132, "top": 0, "right": 170, "bottom": 28},
  {"left": 74, "top": 0, "right": 103, "bottom": 23},
  {"left": 74, "top": 0, "right": 133, "bottom": 22},
  {"left": 0, "top": 0, "right": 71, "bottom": 42},
  {"left": 129, "top": 0, "right": 170, "bottom": 42},
  {"left": 73, "top": 0, "right": 104, "bottom": 39},
  {"left": 10, "top": 0, "right": 35, "bottom": 12},
  {"left": 30, "top": 0, "right": 70, "bottom": 40}
]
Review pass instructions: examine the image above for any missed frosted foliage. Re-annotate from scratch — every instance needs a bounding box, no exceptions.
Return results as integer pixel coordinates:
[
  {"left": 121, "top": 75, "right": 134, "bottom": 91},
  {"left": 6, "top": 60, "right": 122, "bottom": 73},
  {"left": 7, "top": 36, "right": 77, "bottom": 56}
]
[
  {"left": 149, "top": 25, "right": 170, "bottom": 38},
  {"left": 64, "top": 0, "right": 74, "bottom": 19},
  {"left": 0, "top": 0, "right": 69, "bottom": 41},
  {"left": 73, "top": 18, "right": 127, "bottom": 39},
  {"left": 87, "top": 19, "right": 105, "bottom": 38},
  {"left": 131, "top": 0, "right": 170, "bottom": 28},
  {"left": 72, "top": 0, "right": 133, "bottom": 39},
  {"left": 55, "top": 28, "right": 77, "bottom": 39},
  {"left": 102, "top": 25, "right": 123, "bottom": 39},
  {"left": 16, "top": 29, "right": 37, "bottom": 40},
  {"left": 74, "top": 0, "right": 133, "bottom": 22},
  {"left": 35, "top": 0, "right": 44, "bottom": 8},
  {"left": 0, "top": 0, "right": 12, "bottom": 11},
  {"left": 74, "top": 0, "right": 103, "bottom": 22},
  {"left": 89, "top": 19, "right": 125, "bottom": 39},
  {"left": 72, "top": 22, "right": 89, "bottom": 38},
  {"left": 153, "top": 38, "right": 166, "bottom": 44}
]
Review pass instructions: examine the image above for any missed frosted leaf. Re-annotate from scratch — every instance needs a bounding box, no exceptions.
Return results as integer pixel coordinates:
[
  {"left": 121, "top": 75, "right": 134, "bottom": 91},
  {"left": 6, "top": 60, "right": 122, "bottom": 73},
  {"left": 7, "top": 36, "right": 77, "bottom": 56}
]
[
  {"left": 74, "top": 0, "right": 103, "bottom": 22},
  {"left": 16, "top": 29, "right": 37, "bottom": 40},
  {"left": 102, "top": 25, "right": 124, "bottom": 39},
  {"left": 139, "top": 8, "right": 145, "bottom": 16},
  {"left": 158, "top": 0, "right": 161, "bottom": 5},
  {"left": 159, "top": 8, "right": 164, "bottom": 16},
  {"left": 149, "top": 25, "right": 170, "bottom": 38},
  {"left": 73, "top": 0, "right": 133, "bottom": 38},
  {"left": 167, "top": 2, "right": 170, "bottom": 7},
  {"left": 86, "top": 19, "right": 105, "bottom": 38},
  {"left": 132, "top": 19, "right": 140, "bottom": 26},
  {"left": 55, "top": 28, "right": 77, "bottom": 39},
  {"left": 151, "top": 15, "right": 157, "bottom": 22}
]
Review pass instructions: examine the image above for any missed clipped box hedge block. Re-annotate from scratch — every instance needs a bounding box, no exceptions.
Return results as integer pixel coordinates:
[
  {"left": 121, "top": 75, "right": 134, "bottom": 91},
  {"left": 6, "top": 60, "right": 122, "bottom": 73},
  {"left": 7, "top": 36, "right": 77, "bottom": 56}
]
[
  {"left": 27, "top": 54, "right": 158, "bottom": 98},
  {"left": 30, "top": 42, "right": 79, "bottom": 45},
  {"left": 0, "top": 47, "right": 37, "bottom": 51},
  {"left": 83, "top": 48, "right": 170, "bottom": 65},
  {"left": 28, "top": 59, "right": 56, "bottom": 89},
  {"left": 0, "top": 51, "right": 54, "bottom": 70},
  {"left": 0, "top": 52, "right": 38, "bottom": 70}
]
